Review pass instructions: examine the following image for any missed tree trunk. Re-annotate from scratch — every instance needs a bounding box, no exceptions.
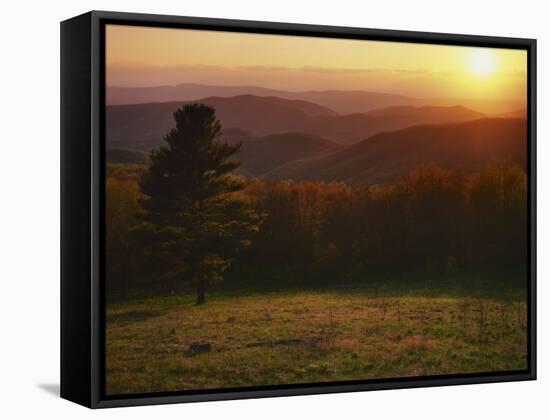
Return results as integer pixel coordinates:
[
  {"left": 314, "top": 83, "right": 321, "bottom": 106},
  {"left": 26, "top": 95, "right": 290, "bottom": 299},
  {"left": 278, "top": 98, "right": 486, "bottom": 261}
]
[{"left": 196, "top": 280, "right": 206, "bottom": 305}]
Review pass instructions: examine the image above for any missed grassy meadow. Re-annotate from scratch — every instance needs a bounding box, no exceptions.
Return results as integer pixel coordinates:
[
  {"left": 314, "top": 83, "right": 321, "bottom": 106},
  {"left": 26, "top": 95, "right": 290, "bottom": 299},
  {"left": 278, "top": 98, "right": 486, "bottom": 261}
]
[{"left": 106, "top": 274, "right": 527, "bottom": 395}]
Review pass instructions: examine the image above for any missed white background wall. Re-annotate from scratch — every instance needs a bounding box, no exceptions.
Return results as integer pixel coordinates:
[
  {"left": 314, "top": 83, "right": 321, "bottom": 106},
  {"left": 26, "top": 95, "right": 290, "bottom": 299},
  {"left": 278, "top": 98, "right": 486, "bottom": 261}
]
[{"left": 0, "top": 0, "right": 547, "bottom": 418}]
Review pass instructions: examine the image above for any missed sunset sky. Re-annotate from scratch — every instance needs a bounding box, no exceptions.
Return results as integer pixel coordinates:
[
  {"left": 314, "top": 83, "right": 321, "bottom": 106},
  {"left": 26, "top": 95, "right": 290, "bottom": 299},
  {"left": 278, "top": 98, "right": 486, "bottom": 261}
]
[{"left": 106, "top": 24, "right": 527, "bottom": 103}]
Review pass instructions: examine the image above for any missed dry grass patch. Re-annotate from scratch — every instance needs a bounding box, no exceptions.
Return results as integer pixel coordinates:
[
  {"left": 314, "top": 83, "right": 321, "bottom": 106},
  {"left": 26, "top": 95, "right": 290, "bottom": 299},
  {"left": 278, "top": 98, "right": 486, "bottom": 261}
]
[{"left": 106, "top": 289, "right": 528, "bottom": 395}]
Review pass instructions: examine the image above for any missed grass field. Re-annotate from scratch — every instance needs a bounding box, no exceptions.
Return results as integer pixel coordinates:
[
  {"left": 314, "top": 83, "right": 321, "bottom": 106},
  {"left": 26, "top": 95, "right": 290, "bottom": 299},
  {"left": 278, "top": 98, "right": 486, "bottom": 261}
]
[{"left": 105, "top": 280, "right": 528, "bottom": 395}]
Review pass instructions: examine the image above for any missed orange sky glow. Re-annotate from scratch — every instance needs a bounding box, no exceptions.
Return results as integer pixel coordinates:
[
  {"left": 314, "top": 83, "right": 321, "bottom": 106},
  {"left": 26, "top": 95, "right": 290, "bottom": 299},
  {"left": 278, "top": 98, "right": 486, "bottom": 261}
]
[{"left": 106, "top": 24, "right": 527, "bottom": 105}]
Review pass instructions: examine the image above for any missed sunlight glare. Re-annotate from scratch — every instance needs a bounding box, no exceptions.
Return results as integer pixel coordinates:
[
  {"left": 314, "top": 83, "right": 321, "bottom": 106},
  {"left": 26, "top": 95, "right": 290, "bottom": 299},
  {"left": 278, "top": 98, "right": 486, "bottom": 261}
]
[{"left": 468, "top": 49, "right": 497, "bottom": 76}]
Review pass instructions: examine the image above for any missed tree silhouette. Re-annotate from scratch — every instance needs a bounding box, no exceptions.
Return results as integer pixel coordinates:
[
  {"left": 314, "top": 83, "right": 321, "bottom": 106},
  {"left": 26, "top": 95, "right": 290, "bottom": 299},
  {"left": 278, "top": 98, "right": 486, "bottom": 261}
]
[{"left": 138, "top": 104, "right": 261, "bottom": 304}]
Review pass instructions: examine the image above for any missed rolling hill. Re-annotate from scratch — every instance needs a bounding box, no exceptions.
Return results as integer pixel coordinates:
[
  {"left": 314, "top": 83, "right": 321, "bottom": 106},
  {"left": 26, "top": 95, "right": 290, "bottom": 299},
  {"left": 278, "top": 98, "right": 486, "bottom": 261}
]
[
  {"left": 107, "top": 83, "right": 290, "bottom": 106},
  {"left": 264, "top": 118, "right": 527, "bottom": 184},
  {"left": 106, "top": 95, "right": 485, "bottom": 148},
  {"left": 107, "top": 83, "right": 415, "bottom": 113},
  {"left": 105, "top": 131, "right": 339, "bottom": 178},
  {"left": 365, "top": 105, "right": 485, "bottom": 121},
  {"left": 106, "top": 95, "right": 337, "bottom": 149},
  {"left": 237, "top": 132, "right": 341, "bottom": 177},
  {"left": 494, "top": 109, "right": 527, "bottom": 119},
  {"left": 107, "top": 83, "right": 522, "bottom": 114}
]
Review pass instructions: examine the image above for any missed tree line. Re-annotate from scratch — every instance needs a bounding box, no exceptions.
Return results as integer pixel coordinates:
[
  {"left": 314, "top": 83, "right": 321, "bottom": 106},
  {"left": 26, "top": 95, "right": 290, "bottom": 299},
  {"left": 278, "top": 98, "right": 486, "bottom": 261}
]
[{"left": 105, "top": 105, "right": 527, "bottom": 302}]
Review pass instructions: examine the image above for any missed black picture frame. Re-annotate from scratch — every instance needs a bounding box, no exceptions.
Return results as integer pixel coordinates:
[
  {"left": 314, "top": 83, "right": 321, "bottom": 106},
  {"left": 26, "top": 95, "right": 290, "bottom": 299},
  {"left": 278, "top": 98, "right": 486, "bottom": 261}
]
[{"left": 61, "top": 10, "right": 537, "bottom": 409}]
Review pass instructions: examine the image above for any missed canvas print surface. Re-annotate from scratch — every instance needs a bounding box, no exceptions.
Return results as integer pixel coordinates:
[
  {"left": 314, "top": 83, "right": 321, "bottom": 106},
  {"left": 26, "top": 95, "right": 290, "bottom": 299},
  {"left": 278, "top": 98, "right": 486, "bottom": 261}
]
[{"left": 104, "top": 24, "right": 529, "bottom": 396}]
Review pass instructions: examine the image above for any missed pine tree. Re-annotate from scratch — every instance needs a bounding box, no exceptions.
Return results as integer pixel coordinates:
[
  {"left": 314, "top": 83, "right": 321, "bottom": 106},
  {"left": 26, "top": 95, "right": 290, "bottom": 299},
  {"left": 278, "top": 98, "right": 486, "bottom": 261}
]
[{"left": 138, "top": 104, "right": 261, "bottom": 304}]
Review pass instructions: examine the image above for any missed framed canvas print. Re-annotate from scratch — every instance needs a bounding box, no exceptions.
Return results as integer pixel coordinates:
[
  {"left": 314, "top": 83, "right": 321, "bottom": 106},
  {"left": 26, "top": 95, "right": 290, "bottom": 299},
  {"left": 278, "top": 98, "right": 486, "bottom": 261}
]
[{"left": 60, "top": 11, "right": 536, "bottom": 408}]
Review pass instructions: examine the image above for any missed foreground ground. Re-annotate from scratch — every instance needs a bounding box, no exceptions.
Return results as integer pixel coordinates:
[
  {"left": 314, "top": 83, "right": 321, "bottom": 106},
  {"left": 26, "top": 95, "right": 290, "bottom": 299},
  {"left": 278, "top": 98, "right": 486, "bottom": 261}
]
[{"left": 106, "top": 284, "right": 527, "bottom": 395}]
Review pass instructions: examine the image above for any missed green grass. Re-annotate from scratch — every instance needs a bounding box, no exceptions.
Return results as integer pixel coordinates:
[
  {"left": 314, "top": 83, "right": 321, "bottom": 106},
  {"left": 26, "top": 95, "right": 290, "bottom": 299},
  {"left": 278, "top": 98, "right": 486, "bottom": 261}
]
[{"left": 105, "top": 282, "right": 528, "bottom": 395}]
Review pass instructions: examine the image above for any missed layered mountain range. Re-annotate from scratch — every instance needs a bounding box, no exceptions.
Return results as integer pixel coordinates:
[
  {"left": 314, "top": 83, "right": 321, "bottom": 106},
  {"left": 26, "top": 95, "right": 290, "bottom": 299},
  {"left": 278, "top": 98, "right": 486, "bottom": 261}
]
[
  {"left": 107, "top": 82, "right": 523, "bottom": 114},
  {"left": 106, "top": 84, "right": 527, "bottom": 185}
]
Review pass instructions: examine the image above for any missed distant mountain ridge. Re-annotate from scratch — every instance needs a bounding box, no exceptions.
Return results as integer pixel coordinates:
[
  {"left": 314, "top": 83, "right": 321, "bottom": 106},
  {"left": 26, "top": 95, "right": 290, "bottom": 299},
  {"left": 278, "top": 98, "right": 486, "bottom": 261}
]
[
  {"left": 107, "top": 83, "right": 414, "bottom": 113},
  {"left": 107, "top": 82, "right": 523, "bottom": 114},
  {"left": 106, "top": 117, "right": 526, "bottom": 185},
  {"left": 106, "top": 95, "right": 486, "bottom": 148},
  {"left": 494, "top": 109, "right": 527, "bottom": 119},
  {"left": 264, "top": 118, "right": 527, "bottom": 184},
  {"left": 237, "top": 132, "right": 341, "bottom": 177},
  {"left": 105, "top": 131, "right": 340, "bottom": 178}
]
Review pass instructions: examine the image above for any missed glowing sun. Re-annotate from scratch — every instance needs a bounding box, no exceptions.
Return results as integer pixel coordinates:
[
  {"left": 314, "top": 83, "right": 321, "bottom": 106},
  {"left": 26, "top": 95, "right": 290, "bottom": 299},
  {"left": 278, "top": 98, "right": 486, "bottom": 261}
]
[{"left": 468, "top": 49, "right": 498, "bottom": 76}]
